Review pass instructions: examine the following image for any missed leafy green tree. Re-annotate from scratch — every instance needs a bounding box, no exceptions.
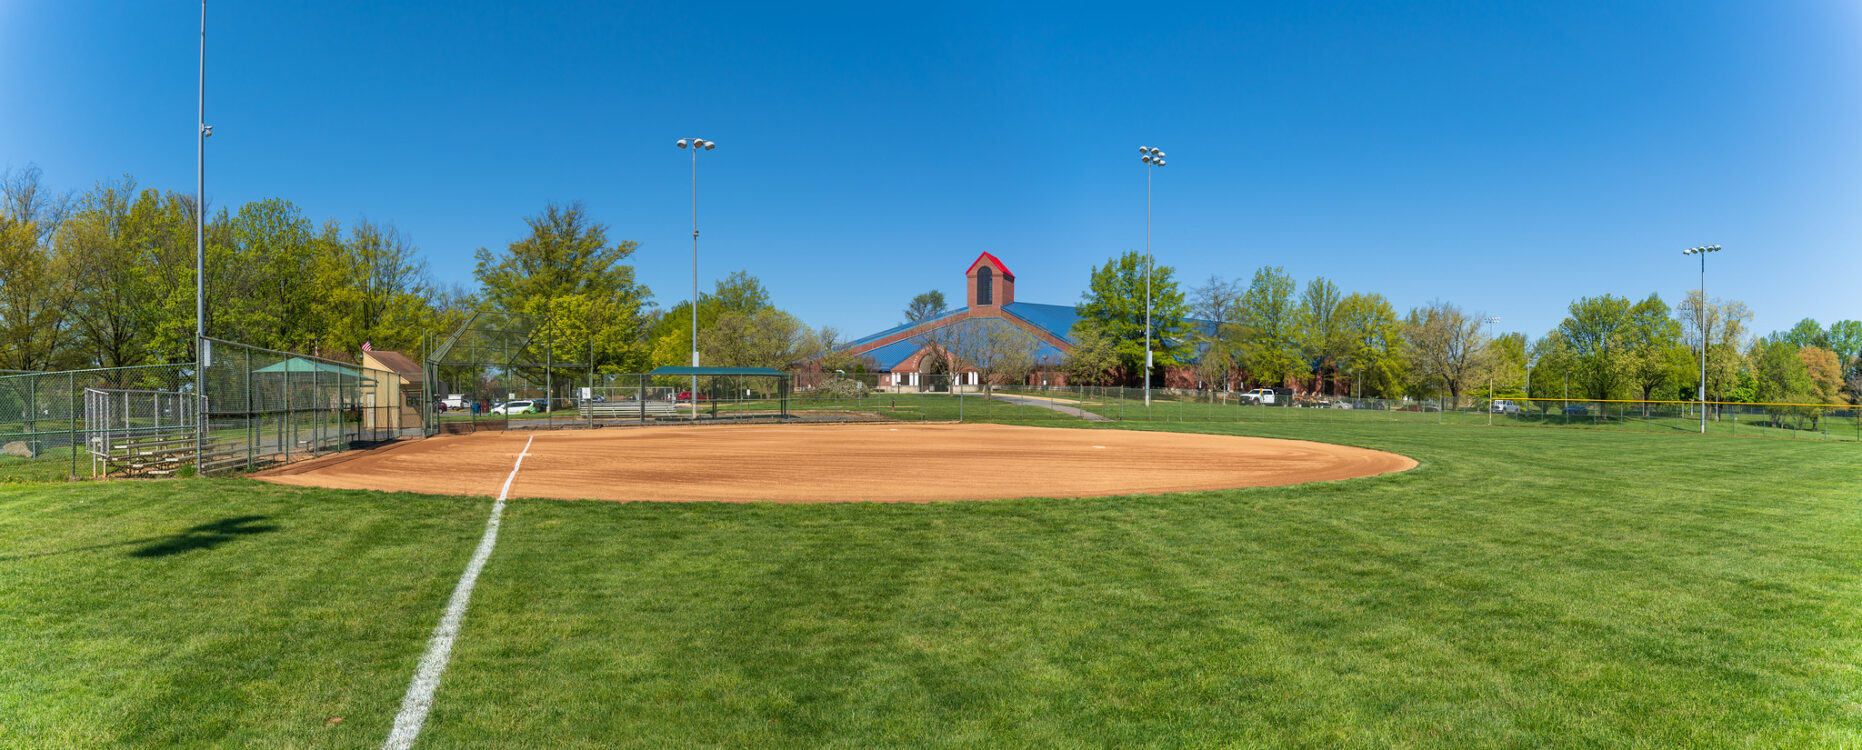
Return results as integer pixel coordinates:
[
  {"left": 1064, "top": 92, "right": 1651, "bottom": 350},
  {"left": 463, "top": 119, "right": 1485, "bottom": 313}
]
[
  {"left": 1751, "top": 339, "right": 1816, "bottom": 428},
  {"left": 0, "top": 166, "right": 73, "bottom": 370},
  {"left": 313, "top": 218, "right": 434, "bottom": 355},
  {"left": 1780, "top": 318, "right": 1828, "bottom": 349},
  {"left": 650, "top": 270, "right": 771, "bottom": 369},
  {"left": 1234, "top": 266, "right": 1308, "bottom": 388},
  {"left": 1296, "top": 277, "right": 1348, "bottom": 393},
  {"left": 1556, "top": 294, "right": 1634, "bottom": 401},
  {"left": 904, "top": 290, "right": 947, "bottom": 324},
  {"left": 56, "top": 178, "right": 162, "bottom": 369},
  {"left": 1825, "top": 320, "right": 1862, "bottom": 391},
  {"left": 1190, "top": 275, "right": 1244, "bottom": 391},
  {"left": 1062, "top": 319, "right": 1120, "bottom": 386},
  {"left": 1074, "top": 252, "right": 1191, "bottom": 386},
  {"left": 476, "top": 203, "right": 653, "bottom": 372},
  {"left": 1622, "top": 294, "right": 1685, "bottom": 408},
  {"left": 1336, "top": 293, "right": 1406, "bottom": 398}
]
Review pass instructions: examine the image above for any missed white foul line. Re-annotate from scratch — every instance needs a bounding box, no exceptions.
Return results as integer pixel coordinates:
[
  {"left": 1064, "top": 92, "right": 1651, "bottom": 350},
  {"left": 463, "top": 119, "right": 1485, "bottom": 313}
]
[{"left": 382, "top": 434, "right": 534, "bottom": 750}]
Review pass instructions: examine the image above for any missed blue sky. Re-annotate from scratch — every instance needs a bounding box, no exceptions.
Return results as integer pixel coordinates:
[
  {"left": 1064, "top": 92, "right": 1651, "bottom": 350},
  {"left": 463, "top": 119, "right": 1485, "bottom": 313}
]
[{"left": 3, "top": 1, "right": 1858, "bottom": 341}]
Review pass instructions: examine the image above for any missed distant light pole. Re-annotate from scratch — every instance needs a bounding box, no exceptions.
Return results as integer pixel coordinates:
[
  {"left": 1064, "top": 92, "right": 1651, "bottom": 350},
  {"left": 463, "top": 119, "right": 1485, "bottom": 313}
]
[
  {"left": 1484, "top": 316, "right": 1501, "bottom": 425},
  {"left": 1139, "top": 146, "right": 1166, "bottom": 407},
  {"left": 1683, "top": 244, "right": 1722, "bottom": 435},
  {"left": 676, "top": 137, "right": 715, "bottom": 421}
]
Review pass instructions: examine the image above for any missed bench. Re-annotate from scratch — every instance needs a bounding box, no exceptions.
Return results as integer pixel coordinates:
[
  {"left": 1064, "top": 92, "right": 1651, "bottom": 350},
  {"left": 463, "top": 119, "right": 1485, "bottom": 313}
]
[{"left": 582, "top": 401, "right": 680, "bottom": 419}]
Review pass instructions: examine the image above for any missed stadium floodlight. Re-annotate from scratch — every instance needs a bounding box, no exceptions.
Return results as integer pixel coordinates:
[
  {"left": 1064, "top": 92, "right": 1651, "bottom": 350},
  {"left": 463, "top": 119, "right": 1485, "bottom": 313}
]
[
  {"left": 1682, "top": 244, "right": 1723, "bottom": 435},
  {"left": 676, "top": 137, "right": 718, "bottom": 420},
  {"left": 1138, "top": 145, "right": 1168, "bottom": 408}
]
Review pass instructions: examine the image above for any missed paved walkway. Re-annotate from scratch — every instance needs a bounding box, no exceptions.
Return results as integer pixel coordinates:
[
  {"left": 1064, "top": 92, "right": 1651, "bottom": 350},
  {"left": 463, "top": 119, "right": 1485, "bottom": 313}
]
[{"left": 989, "top": 393, "right": 1112, "bottom": 422}]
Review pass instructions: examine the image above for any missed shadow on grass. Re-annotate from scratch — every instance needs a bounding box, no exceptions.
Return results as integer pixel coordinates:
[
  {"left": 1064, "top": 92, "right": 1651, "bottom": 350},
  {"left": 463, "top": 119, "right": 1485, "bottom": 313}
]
[
  {"left": 129, "top": 515, "right": 279, "bottom": 558},
  {"left": 0, "top": 515, "right": 281, "bottom": 562}
]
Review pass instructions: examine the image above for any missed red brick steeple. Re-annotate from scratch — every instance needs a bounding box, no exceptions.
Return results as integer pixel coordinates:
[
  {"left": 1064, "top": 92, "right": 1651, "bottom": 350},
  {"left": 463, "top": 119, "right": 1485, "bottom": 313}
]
[{"left": 964, "top": 252, "right": 1015, "bottom": 309}]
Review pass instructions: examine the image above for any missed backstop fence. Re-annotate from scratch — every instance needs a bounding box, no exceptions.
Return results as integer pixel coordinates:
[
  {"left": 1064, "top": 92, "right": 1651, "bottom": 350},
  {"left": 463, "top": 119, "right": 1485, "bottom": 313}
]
[{"left": 0, "top": 338, "right": 409, "bottom": 479}]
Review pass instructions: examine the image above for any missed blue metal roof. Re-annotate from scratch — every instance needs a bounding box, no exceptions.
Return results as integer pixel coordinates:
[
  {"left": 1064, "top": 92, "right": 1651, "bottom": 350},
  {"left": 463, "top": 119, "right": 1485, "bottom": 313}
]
[
  {"left": 844, "top": 307, "right": 967, "bottom": 349},
  {"left": 1001, "top": 302, "right": 1080, "bottom": 341},
  {"left": 847, "top": 301, "right": 1223, "bottom": 371}
]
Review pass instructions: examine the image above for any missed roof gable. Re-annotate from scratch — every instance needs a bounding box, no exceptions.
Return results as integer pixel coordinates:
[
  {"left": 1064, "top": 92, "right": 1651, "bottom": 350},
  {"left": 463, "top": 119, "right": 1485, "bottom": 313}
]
[{"left": 965, "top": 252, "right": 1014, "bottom": 281}]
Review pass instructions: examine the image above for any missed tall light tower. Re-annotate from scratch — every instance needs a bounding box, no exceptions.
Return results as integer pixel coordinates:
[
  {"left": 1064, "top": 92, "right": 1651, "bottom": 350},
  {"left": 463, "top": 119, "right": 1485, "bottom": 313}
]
[
  {"left": 676, "top": 138, "right": 714, "bottom": 420},
  {"left": 1484, "top": 316, "right": 1501, "bottom": 425},
  {"left": 1139, "top": 146, "right": 1165, "bottom": 407},
  {"left": 195, "top": 0, "right": 212, "bottom": 469},
  {"left": 1683, "top": 244, "right": 1721, "bottom": 435}
]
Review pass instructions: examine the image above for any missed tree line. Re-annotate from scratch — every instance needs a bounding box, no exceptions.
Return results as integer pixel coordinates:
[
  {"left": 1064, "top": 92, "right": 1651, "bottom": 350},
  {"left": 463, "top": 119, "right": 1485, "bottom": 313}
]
[
  {"left": 0, "top": 167, "right": 842, "bottom": 378},
  {"left": 898, "top": 249, "right": 1861, "bottom": 409}
]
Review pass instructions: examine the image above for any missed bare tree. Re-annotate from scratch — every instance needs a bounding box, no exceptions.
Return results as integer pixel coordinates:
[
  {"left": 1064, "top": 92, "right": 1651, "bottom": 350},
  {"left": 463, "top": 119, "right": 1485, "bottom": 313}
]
[
  {"left": 945, "top": 318, "right": 1040, "bottom": 398},
  {"left": 1402, "top": 300, "right": 1487, "bottom": 407},
  {"left": 1191, "top": 275, "right": 1244, "bottom": 392}
]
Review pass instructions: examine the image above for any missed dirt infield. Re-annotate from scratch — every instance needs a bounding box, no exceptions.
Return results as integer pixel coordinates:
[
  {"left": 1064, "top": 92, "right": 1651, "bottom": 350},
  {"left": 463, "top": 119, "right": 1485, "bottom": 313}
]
[{"left": 254, "top": 423, "right": 1416, "bottom": 503}]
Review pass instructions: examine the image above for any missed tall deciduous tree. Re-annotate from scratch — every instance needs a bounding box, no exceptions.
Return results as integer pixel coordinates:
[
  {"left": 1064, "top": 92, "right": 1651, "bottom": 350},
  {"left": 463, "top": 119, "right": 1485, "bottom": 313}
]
[
  {"left": 1074, "top": 252, "right": 1191, "bottom": 386},
  {"left": 1336, "top": 292, "right": 1405, "bottom": 398},
  {"left": 477, "top": 202, "right": 653, "bottom": 372},
  {"left": 0, "top": 166, "right": 72, "bottom": 370},
  {"left": 1296, "top": 277, "right": 1348, "bottom": 393},
  {"left": 1234, "top": 266, "right": 1308, "bottom": 388},
  {"left": 1403, "top": 300, "right": 1486, "bottom": 406},
  {"left": 1556, "top": 294, "right": 1634, "bottom": 401},
  {"left": 1622, "top": 294, "right": 1685, "bottom": 407},
  {"left": 1679, "top": 291, "right": 1752, "bottom": 403}
]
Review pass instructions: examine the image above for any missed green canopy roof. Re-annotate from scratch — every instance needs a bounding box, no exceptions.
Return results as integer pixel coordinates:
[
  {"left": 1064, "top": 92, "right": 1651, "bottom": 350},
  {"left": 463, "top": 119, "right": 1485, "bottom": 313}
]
[
  {"left": 647, "top": 366, "right": 787, "bottom": 376},
  {"left": 252, "top": 357, "right": 374, "bottom": 382}
]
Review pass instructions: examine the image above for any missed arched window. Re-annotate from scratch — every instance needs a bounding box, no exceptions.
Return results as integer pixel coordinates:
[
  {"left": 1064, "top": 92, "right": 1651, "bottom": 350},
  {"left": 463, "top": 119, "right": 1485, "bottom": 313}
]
[{"left": 977, "top": 266, "right": 993, "bottom": 305}]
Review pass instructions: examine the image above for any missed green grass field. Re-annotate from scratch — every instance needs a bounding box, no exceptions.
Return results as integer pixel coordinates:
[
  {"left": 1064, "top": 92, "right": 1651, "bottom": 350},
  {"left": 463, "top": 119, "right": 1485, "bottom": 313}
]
[{"left": 3, "top": 419, "right": 1860, "bottom": 747}]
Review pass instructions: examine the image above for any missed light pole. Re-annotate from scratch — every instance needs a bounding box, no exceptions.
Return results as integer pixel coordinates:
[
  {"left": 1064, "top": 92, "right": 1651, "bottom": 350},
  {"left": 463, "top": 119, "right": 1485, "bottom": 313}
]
[
  {"left": 1139, "top": 146, "right": 1165, "bottom": 407},
  {"left": 1683, "top": 244, "right": 1721, "bottom": 435},
  {"left": 194, "top": 0, "right": 212, "bottom": 469},
  {"left": 676, "top": 138, "right": 715, "bottom": 421},
  {"left": 1484, "top": 316, "right": 1501, "bottom": 425}
]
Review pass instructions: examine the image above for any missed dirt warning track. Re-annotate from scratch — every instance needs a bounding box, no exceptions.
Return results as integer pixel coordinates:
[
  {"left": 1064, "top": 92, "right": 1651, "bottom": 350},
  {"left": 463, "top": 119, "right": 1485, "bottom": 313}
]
[{"left": 254, "top": 423, "right": 1416, "bottom": 503}]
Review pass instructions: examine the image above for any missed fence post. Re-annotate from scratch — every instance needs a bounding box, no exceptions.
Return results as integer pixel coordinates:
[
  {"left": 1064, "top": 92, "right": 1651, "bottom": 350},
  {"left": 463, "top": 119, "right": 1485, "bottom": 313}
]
[
  {"left": 68, "top": 372, "right": 77, "bottom": 478},
  {"left": 246, "top": 347, "right": 254, "bottom": 471}
]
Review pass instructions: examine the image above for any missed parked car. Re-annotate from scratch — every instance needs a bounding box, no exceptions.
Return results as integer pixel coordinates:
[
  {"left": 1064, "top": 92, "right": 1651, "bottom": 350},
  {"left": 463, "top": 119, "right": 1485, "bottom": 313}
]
[
  {"left": 1491, "top": 399, "right": 1522, "bottom": 415},
  {"left": 674, "top": 391, "right": 713, "bottom": 402},
  {"left": 491, "top": 400, "right": 536, "bottom": 415},
  {"left": 439, "top": 395, "right": 471, "bottom": 410},
  {"left": 1240, "top": 387, "right": 1293, "bottom": 405},
  {"left": 1561, "top": 404, "right": 1591, "bottom": 417}
]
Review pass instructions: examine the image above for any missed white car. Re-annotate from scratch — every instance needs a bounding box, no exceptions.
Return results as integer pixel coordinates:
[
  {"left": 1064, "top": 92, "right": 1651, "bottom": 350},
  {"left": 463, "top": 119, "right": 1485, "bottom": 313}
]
[
  {"left": 491, "top": 400, "right": 536, "bottom": 415},
  {"left": 1240, "top": 388, "right": 1278, "bottom": 405},
  {"left": 1491, "top": 399, "right": 1522, "bottom": 415}
]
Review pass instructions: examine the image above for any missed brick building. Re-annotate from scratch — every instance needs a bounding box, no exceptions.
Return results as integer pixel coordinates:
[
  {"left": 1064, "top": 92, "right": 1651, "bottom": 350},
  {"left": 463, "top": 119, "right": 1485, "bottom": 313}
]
[{"left": 841, "top": 253, "right": 1214, "bottom": 390}]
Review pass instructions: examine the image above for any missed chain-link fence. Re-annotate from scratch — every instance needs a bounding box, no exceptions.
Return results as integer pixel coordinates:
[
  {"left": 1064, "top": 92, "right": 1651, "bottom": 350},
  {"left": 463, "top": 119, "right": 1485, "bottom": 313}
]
[
  {"left": 0, "top": 364, "right": 193, "bottom": 478},
  {"left": 199, "top": 338, "right": 407, "bottom": 472},
  {"left": 958, "top": 383, "right": 1862, "bottom": 442}
]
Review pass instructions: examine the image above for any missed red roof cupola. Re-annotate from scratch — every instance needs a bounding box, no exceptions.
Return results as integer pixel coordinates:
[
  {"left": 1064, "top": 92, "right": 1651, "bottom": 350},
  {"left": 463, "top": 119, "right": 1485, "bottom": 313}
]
[{"left": 965, "top": 252, "right": 1015, "bottom": 308}]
